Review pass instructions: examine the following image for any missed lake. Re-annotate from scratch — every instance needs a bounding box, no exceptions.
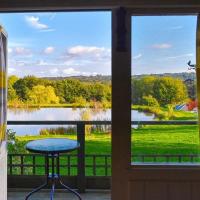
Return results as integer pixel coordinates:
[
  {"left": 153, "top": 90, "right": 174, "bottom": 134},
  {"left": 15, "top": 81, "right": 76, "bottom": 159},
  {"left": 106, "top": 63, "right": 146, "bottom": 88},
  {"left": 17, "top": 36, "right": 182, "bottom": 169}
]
[{"left": 7, "top": 107, "right": 155, "bottom": 135}]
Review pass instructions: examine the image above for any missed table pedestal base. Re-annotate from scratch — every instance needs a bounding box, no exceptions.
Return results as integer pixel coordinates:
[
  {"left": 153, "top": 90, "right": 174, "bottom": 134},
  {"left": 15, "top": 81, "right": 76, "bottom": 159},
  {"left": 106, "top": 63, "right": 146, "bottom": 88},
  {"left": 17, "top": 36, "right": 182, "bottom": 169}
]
[{"left": 25, "top": 153, "right": 82, "bottom": 200}]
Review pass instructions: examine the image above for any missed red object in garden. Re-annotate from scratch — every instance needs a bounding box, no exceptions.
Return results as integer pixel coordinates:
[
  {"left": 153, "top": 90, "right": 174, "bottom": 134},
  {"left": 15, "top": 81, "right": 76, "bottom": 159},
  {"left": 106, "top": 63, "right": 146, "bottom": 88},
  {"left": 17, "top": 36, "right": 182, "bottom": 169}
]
[{"left": 187, "top": 99, "right": 198, "bottom": 111}]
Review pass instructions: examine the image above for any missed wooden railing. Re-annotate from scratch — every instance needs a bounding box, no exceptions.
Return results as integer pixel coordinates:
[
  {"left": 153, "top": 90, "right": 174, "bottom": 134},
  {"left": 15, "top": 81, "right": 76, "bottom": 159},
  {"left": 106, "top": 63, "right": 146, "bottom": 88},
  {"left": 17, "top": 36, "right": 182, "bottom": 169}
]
[
  {"left": 7, "top": 120, "right": 199, "bottom": 190},
  {"left": 8, "top": 153, "right": 200, "bottom": 176},
  {"left": 132, "top": 154, "right": 200, "bottom": 163},
  {"left": 8, "top": 153, "right": 112, "bottom": 176}
]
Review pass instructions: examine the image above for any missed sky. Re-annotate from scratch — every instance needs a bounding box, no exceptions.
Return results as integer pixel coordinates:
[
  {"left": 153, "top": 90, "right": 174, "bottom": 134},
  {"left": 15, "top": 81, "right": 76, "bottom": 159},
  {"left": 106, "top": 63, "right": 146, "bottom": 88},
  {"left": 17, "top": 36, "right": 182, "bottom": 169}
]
[
  {"left": 0, "top": 12, "right": 197, "bottom": 77},
  {"left": 132, "top": 16, "right": 197, "bottom": 75}
]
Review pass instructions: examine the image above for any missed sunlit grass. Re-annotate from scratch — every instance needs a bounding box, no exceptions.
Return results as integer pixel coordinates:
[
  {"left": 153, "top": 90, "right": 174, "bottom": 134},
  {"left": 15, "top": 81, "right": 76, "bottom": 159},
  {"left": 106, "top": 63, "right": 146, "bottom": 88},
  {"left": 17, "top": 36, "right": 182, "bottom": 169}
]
[{"left": 9, "top": 125, "right": 200, "bottom": 175}]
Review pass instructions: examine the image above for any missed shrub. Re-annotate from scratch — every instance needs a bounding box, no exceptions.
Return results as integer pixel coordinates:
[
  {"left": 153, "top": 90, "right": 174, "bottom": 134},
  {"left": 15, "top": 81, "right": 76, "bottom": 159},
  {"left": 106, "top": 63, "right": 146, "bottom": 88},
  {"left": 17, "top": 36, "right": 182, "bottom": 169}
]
[
  {"left": 40, "top": 126, "right": 76, "bottom": 135},
  {"left": 142, "top": 95, "right": 160, "bottom": 107},
  {"left": 73, "top": 96, "right": 87, "bottom": 107}
]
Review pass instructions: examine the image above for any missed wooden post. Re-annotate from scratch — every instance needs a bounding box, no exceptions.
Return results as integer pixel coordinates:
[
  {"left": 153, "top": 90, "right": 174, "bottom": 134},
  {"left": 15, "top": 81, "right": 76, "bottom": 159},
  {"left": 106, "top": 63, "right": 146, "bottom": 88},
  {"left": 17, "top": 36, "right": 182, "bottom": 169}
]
[
  {"left": 112, "top": 7, "right": 131, "bottom": 200},
  {"left": 77, "top": 122, "right": 86, "bottom": 193},
  {"left": 196, "top": 14, "right": 200, "bottom": 143}
]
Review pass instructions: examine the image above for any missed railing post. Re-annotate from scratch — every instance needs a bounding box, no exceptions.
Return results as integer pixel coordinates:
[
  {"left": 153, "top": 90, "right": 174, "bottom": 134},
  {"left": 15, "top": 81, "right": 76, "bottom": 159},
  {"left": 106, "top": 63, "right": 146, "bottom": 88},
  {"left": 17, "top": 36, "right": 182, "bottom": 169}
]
[{"left": 77, "top": 122, "right": 85, "bottom": 193}]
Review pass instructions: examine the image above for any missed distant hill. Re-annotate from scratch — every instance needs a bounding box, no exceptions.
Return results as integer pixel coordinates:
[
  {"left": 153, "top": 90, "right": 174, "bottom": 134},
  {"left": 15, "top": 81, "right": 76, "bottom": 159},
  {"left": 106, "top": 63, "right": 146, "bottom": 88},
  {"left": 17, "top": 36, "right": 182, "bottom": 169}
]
[
  {"left": 133, "top": 72, "right": 196, "bottom": 81},
  {"left": 42, "top": 72, "right": 196, "bottom": 83},
  {"left": 42, "top": 75, "right": 111, "bottom": 83}
]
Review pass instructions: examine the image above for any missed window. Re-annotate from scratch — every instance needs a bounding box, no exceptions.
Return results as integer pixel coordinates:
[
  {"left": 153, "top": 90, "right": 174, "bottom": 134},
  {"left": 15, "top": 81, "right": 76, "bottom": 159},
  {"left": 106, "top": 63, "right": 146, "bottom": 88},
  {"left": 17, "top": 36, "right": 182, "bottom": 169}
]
[{"left": 131, "top": 16, "right": 199, "bottom": 164}]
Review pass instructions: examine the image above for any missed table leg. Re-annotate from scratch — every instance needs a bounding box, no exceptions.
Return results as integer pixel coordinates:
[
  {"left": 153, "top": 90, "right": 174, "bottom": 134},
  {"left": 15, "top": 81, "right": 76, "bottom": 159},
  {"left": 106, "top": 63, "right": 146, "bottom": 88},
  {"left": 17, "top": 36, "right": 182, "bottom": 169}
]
[
  {"left": 50, "top": 182, "right": 55, "bottom": 200},
  {"left": 25, "top": 155, "right": 49, "bottom": 200},
  {"left": 56, "top": 153, "right": 82, "bottom": 200},
  {"left": 50, "top": 154, "right": 56, "bottom": 200},
  {"left": 25, "top": 153, "right": 82, "bottom": 200},
  {"left": 59, "top": 179, "right": 82, "bottom": 200},
  {"left": 25, "top": 182, "right": 48, "bottom": 200}
]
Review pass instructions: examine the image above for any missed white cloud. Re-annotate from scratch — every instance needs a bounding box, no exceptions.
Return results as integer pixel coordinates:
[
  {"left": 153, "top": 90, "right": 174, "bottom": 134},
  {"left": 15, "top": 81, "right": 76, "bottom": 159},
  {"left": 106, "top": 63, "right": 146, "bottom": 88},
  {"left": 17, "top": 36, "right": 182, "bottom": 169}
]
[
  {"left": 28, "top": 13, "right": 57, "bottom": 20},
  {"left": 10, "top": 47, "right": 32, "bottom": 56},
  {"left": 15, "top": 47, "right": 30, "bottom": 55},
  {"left": 8, "top": 48, "right": 13, "bottom": 54},
  {"left": 7, "top": 44, "right": 111, "bottom": 77},
  {"left": 25, "top": 16, "right": 49, "bottom": 30},
  {"left": 50, "top": 68, "right": 59, "bottom": 74},
  {"left": 8, "top": 67, "right": 16, "bottom": 74},
  {"left": 133, "top": 54, "right": 142, "bottom": 60},
  {"left": 62, "top": 67, "right": 80, "bottom": 75},
  {"left": 44, "top": 46, "right": 55, "bottom": 54},
  {"left": 152, "top": 43, "right": 172, "bottom": 49},
  {"left": 62, "top": 68, "right": 99, "bottom": 77},
  {"left": 67, "top": 45, "right": 109, "bottom": 57}
]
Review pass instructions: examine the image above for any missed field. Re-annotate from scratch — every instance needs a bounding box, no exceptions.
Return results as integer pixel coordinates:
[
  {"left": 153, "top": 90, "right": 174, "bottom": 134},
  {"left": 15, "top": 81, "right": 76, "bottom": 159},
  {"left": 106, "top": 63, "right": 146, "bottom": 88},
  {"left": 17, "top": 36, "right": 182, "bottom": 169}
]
[{"left": 8, "top": 125, "right": 200, "bottom": 176}]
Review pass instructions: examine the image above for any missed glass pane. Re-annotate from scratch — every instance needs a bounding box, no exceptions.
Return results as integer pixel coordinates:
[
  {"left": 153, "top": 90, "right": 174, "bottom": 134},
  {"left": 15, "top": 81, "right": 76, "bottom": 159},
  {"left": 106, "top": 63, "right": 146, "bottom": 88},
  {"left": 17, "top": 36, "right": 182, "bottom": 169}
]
[
  {"left": 2, "top": 12, "right": 111, "bottom": 197},
  {"left": 131, "top": 16, "right": 199, "bottom": 164}
]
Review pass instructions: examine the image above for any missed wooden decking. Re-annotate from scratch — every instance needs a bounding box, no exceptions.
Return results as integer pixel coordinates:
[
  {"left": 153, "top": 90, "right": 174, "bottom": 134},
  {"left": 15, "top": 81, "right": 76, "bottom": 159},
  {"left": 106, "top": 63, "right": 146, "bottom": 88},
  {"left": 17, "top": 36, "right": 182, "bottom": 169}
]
[{"left": 8, "top": 189, "right": 111, "bottom": 200}]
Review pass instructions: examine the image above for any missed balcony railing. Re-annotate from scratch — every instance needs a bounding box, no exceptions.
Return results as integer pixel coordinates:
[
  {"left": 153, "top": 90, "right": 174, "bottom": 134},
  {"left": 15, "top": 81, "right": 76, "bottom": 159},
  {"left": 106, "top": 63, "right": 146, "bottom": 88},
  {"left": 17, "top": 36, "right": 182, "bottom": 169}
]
[{"left": 7, "top": 120, "right": 199, "bottom": 191}]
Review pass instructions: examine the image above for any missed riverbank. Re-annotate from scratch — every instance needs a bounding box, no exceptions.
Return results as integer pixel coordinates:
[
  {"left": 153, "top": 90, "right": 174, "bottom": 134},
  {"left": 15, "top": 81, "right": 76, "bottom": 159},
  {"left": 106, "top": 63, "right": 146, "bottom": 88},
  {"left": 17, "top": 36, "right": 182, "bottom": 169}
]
[
  {"left": 131, "top": 105, "right": 197, "bottom": 120},
  {"left": 8, "top": 102, "right": 111, "bottom": 109}
]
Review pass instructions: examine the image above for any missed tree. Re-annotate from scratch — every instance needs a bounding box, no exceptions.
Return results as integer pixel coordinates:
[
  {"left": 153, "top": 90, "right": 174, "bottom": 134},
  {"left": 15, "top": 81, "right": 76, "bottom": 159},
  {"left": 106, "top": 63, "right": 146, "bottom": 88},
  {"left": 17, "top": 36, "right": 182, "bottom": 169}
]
[
  {"left": 153, "top": 77, "right": 188, "bottom": 106},
  {"left": 131, "top": 76, "right": 156, "bottom": 104},
  {"left": 54, "top": 79, "right": 83, "bottom": 103},
  {"left": 13, "top": 80, "right": 30, "bottom": 101},
  {"left": 8, "top": 75, "right": 19, "bottom": 86},
  {"left": 28, "top": 85, "right": 59, "bottom": 104},
  {"left": 13, "top": 76, "right": 40, "bottom": 101},
  {"left": 142, "top": 95, "right": 160, "bottom": 107},
  {"left": 88, "top": 82, "right": 110, "bottom": 102},
  {"left": 8, "top": 75, "right": 19, "bottom": 101}
]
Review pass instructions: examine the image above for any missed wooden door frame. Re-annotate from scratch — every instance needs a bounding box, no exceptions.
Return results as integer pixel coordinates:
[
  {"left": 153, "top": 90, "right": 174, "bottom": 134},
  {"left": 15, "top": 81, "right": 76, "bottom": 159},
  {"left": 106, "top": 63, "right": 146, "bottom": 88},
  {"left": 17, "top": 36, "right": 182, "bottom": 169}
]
[
  {"left": 112, "top": 7, "right": 200, "bottom": 200},
  {"left": 0, "top": 2, "right": 200, "bottom": 199}
]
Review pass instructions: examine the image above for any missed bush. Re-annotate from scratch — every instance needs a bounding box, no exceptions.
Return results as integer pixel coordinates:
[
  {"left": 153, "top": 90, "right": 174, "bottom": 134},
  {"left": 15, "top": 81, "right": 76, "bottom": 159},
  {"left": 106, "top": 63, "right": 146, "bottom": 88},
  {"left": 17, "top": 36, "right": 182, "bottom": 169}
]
[
  {"left": 40, "top": 126, "right": 76, "bottom": 135},
  {"left": 142, "top": 95, "right": 160, "bottom": 107},
  {"left": 73, "top": 96, "right": 87, "bottom": 107}
]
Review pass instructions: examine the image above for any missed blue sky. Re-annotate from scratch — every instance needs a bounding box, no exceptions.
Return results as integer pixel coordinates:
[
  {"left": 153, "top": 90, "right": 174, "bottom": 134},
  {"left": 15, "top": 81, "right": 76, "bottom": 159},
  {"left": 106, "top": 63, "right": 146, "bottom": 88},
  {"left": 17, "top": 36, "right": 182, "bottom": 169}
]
[
  {"left": 0, "top": 12, "right": 111, "bottom": 77},
  {"left": 132, "top": 16, "right": 197, "bottom": 75},
  {"left": 0, "top": 13, "right": 197, "bottom": 77}
]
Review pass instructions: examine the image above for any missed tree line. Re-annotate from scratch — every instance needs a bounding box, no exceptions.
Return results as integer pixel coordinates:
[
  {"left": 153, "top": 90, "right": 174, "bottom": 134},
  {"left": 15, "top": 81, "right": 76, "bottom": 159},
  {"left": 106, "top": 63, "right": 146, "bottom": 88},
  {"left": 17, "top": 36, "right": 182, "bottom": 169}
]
[
  {"left": 8, "top": 75, "right": 111, "bottom": 106},
  {"left": 8, "top": 75, "right": 194, "bottom": 108},
  {"left": 131, "top": 76, "right": 193, "bottom": 107}
]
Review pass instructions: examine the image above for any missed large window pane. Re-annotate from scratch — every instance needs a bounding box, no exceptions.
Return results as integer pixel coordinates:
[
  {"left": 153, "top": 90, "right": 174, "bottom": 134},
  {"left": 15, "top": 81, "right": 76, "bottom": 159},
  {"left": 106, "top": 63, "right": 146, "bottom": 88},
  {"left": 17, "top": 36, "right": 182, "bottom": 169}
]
[{"left": 131, "top": 16, "right": 199, "bottom": 164}]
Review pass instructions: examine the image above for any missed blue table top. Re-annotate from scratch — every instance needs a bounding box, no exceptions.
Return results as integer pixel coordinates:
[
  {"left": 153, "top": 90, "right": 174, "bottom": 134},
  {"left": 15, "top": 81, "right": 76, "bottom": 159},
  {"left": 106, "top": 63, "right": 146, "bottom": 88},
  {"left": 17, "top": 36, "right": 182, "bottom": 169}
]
[{"left": 26, "top": 138, "right": 80, "bottom": 154}]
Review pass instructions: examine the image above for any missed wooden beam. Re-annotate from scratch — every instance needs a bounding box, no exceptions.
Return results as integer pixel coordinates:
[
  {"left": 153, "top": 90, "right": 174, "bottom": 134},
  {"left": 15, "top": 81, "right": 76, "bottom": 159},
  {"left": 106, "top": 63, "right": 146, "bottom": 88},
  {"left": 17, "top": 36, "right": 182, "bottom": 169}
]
[
  {"left": 1, "top": 0, "right": 200, "bottom": 12},
  {"left": 111, "top": 7, "right": 131, "bottom": 200}
]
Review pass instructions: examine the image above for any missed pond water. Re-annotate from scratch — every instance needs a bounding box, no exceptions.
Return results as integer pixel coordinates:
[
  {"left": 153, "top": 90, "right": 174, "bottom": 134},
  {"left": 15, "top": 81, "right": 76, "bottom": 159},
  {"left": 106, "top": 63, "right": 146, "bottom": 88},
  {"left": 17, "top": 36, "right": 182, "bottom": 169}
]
[{"left": 7, "top": 107, "right": 155, "bottom": 136}]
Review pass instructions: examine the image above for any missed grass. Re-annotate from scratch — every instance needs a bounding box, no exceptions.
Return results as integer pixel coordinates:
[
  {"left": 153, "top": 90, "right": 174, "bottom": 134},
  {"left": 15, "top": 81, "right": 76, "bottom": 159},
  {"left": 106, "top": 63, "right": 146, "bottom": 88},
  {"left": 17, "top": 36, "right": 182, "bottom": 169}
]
[
  {"left": 132, "top": 125, "right": 199, "bottom": 155},
  {"left": 8, "top": 125, "right": 200, "bottom": 176},
  {"left": 131, "top": 105, "right": 197, "bottom": 120}
]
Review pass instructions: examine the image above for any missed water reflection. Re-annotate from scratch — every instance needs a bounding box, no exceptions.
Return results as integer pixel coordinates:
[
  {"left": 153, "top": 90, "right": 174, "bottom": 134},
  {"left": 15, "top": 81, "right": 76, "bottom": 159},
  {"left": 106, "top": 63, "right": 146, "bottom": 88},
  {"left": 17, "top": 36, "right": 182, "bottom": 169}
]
[{"left": 7, "top": 107, "right": 154, "bottom": 135}]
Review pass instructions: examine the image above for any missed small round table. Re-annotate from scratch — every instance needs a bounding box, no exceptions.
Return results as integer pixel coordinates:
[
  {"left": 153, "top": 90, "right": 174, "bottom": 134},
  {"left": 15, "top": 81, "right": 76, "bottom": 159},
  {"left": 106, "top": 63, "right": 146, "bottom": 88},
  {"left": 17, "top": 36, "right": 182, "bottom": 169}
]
[{"left": 25, "top": 138, "right": 82, "bottom": 200}]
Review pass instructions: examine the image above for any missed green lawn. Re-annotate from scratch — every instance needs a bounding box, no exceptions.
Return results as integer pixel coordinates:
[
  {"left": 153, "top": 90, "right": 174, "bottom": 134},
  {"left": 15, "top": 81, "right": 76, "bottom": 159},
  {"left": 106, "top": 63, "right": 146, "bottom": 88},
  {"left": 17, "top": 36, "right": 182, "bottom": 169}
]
[{"left": 8, "top": 125, "right": 200, "bottom": 176}]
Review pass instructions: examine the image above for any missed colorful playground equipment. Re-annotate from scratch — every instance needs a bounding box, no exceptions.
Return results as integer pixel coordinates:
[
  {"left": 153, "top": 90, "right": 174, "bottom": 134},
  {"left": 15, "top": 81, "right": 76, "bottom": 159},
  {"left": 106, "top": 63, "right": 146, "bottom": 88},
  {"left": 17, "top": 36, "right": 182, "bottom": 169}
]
[{"left": 175, "top": 99, "right": 198, "bottom": 111}]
